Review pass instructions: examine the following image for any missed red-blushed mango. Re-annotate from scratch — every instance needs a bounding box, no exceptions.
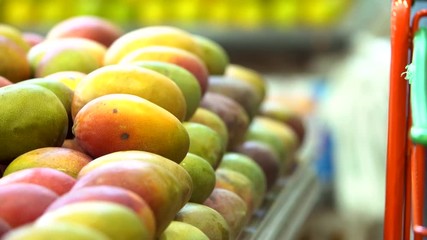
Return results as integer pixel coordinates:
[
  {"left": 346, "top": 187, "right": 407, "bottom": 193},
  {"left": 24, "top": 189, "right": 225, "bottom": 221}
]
[
  {"left": 215, "top": 168, "right": 257, "bottom": 216},
  {"left": 72, "top": 93, "right": 189, "bottom": 163},
  {"left": 27, "top": 38, "right": 106, "bottom": 77},
  {"left": 208, "top": 75, "right": 260, "bottom": 120},
  {"left": 3, "top": 147, "right": 92, "bottom": 178},
  {"left": 119, "top": 46, "right": 209, "bottom": 95},
  {"left": 200, "top": 92, "right": 250, "bottom": 150},
  {"left": 246, "top": 116, "right": 299, "bottom": 174},
  {"left": 233, "top": 140, "right": 281, "bottom": 190},
  {"left": 72, "top": 160, "right": 185, "bottom": 236},
  {"left": 0, "top": 36, "right": 31, "bottom": 83},
  {"left": 0, "top": 183, "right": 58, "bottom": 228},
  {"left": 0, "top": 76, "right": 13, "bottom": 87},
  {"left": 218, "top": 153, "right": 267, "bottom": 210},
  {"left": 244, "top": 119, "right": 286, "bottom": 168},
  {"left": 28, "top": 38, "right": 106, "bottom": 67},
  {"left": 77, "top": 150, "right": 193, "bottom": 208},
  {"left": 46, "top": 185, "right": 156, "bottom": 239},
  {"left": 224, "top": 64, "right": 267, "bottom": 107},
  {"left": 130, "top": 61, "right": 202, "bottom": 120},
  {"left": 175, "top": 202, "right": 231, "bottom": 240},
  {"left": 46, "top": 15, "right": 123, "bottom": 47},
  {"left": 0, "top": 168, "right": 76, "bottom": 195},
  {"left": 71, "top": 64, "right": 186, "bottom": 121},
  {"left": 22, "top": 32, "right": 45, "bottom": 47},
  {"left": 2, "top": 222, "right": 109, "bottom": 240},
  {"left": 203, "top": 188, "right": 248, "bottom": 239},
  {"left": 259, "top": 96, "right": 307, "bottom": 148},
  {"left": 36, "top": 201, "right": 151, "bottom": 240},
  {"left": 104, "top": 25, "right": 202, "bottom": 65}
]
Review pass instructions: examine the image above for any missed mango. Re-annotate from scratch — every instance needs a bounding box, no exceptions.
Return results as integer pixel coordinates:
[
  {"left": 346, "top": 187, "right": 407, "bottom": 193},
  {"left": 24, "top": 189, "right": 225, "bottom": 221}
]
[
  {"left": 73, "top": 93, "right": 189, "bottom": 162},
  {"left": 36, "top": 201, "right": 151, "bottom": 240},
  {"left": 0, "top": 84, "right": 68, "bottom": 163},
  {"left": 0, "top": 183, "right": 58, "bottom": 228}
]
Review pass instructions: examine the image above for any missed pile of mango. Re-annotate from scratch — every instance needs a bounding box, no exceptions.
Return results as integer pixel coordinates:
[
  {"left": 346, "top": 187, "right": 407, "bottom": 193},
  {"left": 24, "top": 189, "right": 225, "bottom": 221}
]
[{"left": 0, "top": 15, "right": 307, "bottom": 240}]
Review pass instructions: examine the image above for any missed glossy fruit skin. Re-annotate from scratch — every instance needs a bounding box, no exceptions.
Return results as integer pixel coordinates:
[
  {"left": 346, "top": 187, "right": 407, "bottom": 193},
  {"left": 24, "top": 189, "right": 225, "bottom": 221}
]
[
  {"left": 27, "top": 38, "right": 106, "bottom": 78},
  {"left": 192, "top": 34, "right": 229, "bottom": 75},
  {"left": 46, "top": 185, "right": 156, "bottom": 239},
  {"left": 203, "top": 188, "right": 248, "bottom": 239},
  {"left": 46, "top": 15, "right": 123, "bottom": 47},
  {"left": 3, "top": 147, "right": 92, "bottom": 178},
  {"left": 215, "top": 168, "right": 256, "bottom": 216},
  {"left": 36, "top": 201, "right": 151, "bottom": 240},
  {"left": 184, "top": 122, "right": 225, "bottom": 169},
  {"left": 119, "top": 46, "right": 209, "bottom": 95},
  {"left": 189, "top": 107, "right": 229, "bottom": 149},
  {"left": 78, "top": 150, "right": 193, "bottom": 211},
  {"left": 233, "top": 140, "right": 281, "bottom": 190},
  {"left": 0, "top": 183, "right": 58, "bottom": 228},
  {"left": 200, "top": 92, "right": 250, "bottom": 151},
  {"left": 218, "top": 153, "right": 267, "bottom": 209},
  {"left": 0, "top": 167, "right": 76, "bottom": 195},
  {"left": 104, "top": 25, "right": 202, "bottom": 65},
  {"left": 131, "top": 60, "right": 202, "bottom": 120},
  {"left": 73, "top": 160, "right": 186, "bottom": 236},
  {"left": 73, "top": 93, "right": 189, "bottom": 163},
  {"left": 175, "top": 203, "right": 231, "bottom": 240},
  {"left": 224, "top": 64, "right": 267, "bottom": 107},
  {"left": 71, "top": 64, "right": 187, "bottom": 121},
  {"left": 180, "top": 153, "right": 216, "bottom": 203}
]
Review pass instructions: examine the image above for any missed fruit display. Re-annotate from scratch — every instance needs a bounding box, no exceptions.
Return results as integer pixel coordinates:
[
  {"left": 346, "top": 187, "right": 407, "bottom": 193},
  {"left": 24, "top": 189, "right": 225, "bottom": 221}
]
[{"left": 0, "top": 15, "right": 316, "bottom": 240}]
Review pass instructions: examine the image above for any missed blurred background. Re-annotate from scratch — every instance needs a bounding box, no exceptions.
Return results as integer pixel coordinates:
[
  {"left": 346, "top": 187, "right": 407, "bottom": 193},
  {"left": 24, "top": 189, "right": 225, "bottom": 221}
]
[{"left": 0, "top": 0, "right": 392, "bottom": 239}]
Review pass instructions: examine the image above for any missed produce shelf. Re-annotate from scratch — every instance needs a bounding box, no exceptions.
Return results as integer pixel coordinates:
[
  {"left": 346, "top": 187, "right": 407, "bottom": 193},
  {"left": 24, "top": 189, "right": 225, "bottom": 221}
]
[
  {"left": 241, "top": 158, "right": 320, "bottom": 240},
  {"left": 238, "top": 110, "right": 322, "bottom": 240}
]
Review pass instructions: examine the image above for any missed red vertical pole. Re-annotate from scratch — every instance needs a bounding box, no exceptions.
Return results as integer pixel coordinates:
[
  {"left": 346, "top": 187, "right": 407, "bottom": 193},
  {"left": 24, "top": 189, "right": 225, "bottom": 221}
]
[
  {"left": 384, "top": 0, "right": 411, "bottom": 239},
  {"left": 404, "top": 137, "right": 412, "bottom": 240},
  {"left": 412, "top": 145, "right": 426, "bottom": 239}
]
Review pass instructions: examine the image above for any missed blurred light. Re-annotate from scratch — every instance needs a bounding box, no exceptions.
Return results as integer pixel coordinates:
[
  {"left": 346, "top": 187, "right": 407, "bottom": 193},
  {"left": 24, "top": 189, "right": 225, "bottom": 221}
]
[{"left": 0, "top": 0, "right": 355, "bottom": 30}]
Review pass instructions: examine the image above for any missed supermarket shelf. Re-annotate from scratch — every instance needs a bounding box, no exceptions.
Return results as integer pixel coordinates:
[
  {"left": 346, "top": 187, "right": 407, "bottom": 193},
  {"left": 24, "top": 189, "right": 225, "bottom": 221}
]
[
  {"left": 238, "top": 111, "right": 323, "bottom": 240},
  {"left": 238, "top": 158, "right": 320, "bottom": 240},
  {"left": 185, "top": 27, "right": 350, "bottom": 53}
]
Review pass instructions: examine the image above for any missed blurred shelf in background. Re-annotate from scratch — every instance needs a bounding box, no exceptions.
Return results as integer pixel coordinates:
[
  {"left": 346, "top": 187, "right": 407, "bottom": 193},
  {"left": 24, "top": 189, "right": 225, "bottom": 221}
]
[{"left": 0, "top": 0, "right": 372, "bottom": 54}]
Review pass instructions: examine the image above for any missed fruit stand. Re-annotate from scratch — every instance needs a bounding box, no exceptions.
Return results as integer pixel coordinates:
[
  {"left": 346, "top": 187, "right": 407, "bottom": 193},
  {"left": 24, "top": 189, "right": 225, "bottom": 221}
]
[
  {"left": 0, "top": 1, "right": 337, "bottom": 239},
  {"left": 239, "top": 139, "right": 321, "bottom": 240},
  {"left": 234, "top": 77, "right": 323, "bottom": 240}
]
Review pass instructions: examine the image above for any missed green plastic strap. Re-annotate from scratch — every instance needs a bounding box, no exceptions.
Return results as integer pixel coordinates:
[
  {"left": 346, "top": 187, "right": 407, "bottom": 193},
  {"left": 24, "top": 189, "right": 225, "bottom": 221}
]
[{"left": 410, "top": 27, "right": 427, "bottom": 145}]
